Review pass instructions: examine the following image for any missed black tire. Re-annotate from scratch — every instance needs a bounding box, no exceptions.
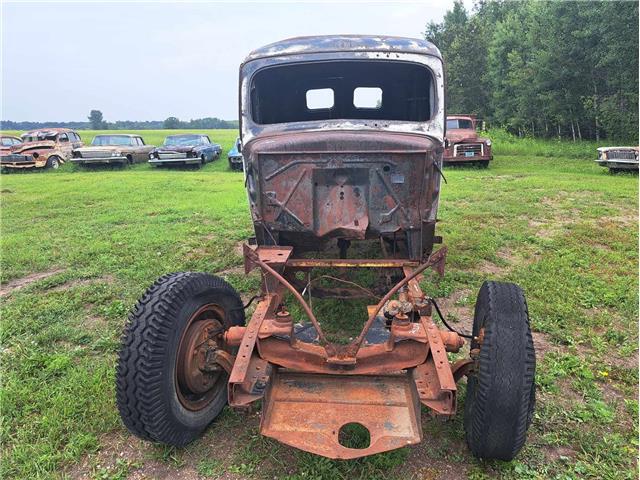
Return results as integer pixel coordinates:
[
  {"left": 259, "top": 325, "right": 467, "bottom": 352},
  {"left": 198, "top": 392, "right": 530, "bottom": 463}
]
[
  {"left": 464, "top": 281, "right": 536, "bottom": 460},
  {"left": 477, "top": 160, "right": 490, "bottom": 168},
  {"left": 116, "top": 272, "right": 245, "bottom": 446},
  {"left": 46, "top": 156, "right": 61, "bottom": 169}
]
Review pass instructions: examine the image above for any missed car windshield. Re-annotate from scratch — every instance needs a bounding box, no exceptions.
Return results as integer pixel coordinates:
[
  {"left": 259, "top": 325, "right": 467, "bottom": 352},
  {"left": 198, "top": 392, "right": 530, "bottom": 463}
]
[
  {"left": 1, "top": 138, "right": 16, "bottom": 147},
  {"left": 22, "top": 132, "right": 58, "bottom": 142},
  {"left": 91, "top": 136, "right": 134, "bottom": 146},
  {"left": 164, "top": 135, "right": 204, "bottom": 146},
  {"left": 447, "top": 119, "right": 474, "bottom": 130}
]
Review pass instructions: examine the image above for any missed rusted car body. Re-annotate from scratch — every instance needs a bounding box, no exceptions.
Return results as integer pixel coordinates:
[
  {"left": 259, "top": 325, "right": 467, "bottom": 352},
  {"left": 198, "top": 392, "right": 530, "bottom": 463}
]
[
  {"left": 117, "top": 36, "right": 535, "bottom": 463},
  {"left": 443, "top": 115, "right": 492, "bottom": 166},
  {"left": 71, "top": 134, "right": 154, "bottom": 165},
  {"left": 596, "top": 146, "right": 639, "bottom": 172},
  {"left": 0, "top": 136, "right": 22, "bottom": 156},
  {"left": 0, "top": 128, "right": 83, "bottom": 170}
]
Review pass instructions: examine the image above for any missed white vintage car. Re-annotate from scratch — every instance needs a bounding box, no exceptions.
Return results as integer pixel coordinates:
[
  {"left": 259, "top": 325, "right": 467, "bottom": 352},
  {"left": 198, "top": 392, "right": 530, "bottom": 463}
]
[{"left": 596, "top": 146, "right": 639, "bottom": 172}]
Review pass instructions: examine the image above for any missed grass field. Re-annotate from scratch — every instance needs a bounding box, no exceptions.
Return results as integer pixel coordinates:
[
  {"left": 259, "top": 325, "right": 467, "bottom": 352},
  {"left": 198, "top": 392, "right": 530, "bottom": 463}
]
[{"left": 1, "top": 130, "right": 638, "bottom": 479}]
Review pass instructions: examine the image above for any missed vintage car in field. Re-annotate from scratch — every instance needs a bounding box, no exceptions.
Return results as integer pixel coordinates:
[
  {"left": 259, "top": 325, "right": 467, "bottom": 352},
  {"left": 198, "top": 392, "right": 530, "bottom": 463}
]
[
  {"left": 149, "top": 134, "right": 221, "bottom": 167},
  {"left": 596, "top": 146, "right": 639, "bottom": 172},
  {"left": 0, "top": 128, "right": 83, "bottom": 170},
  {"left": 71, "top": 134, "right": 155, "bottom": 165},
  {"left": 227, "top": 137, "right": 243, "bottom": 170},
  {"left": 444, "top": 115, "right": 492, "bottom": 167},
  {"left": 0, "top": 135, "right": 22, "bottom": 155},
  {"left": 117, "top": 35, "right": 536, "bottom": 464}
]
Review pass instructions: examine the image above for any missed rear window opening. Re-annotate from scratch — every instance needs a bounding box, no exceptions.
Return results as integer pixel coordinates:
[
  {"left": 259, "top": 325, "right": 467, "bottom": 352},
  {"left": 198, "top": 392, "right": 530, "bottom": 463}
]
[
  {"left": 251, "top": 60, "right": 435, "bottom": 125},
  {"left": 306, "top": 88, "right": 334, "bottom": 110},
  {"left": 353, "top": 87, "right": 382, "bottom": 109}
]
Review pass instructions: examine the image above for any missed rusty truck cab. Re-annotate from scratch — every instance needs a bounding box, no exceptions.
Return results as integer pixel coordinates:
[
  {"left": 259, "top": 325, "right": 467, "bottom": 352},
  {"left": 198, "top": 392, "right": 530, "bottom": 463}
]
[{"left": 239, "top": 35, "right": 445, "bottom": 261}]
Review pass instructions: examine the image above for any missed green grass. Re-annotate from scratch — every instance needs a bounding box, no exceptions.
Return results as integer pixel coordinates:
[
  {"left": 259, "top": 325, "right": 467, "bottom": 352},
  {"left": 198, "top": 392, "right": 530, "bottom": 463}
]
[
  {"left": 485, "top": 128, "right": 631, "bottom": 159},
  {"left": 1, "top": 130, "right": 637, "bottom": 479}
]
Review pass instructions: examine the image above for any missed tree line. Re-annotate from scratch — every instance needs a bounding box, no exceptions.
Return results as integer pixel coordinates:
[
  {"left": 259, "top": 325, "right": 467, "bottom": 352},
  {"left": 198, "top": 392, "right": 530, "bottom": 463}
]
[
  {"left": 426, "top": 1, "right": 638, "bottom": 141},
  {"left": 1, "top": 110, "right": 238, "bottom": 131}
]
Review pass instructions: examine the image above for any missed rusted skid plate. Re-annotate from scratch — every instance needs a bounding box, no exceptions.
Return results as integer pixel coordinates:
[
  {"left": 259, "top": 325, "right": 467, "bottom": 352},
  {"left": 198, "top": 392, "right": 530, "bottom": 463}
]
[
  {"left": 228, "top": 294, "right": 277, "bottom": 406},
  {"left": 261, "top": 370, "right": 422, "bottom": 459},
  {"left": 413, "top": 315, "right": 457, "bottom": 415}
]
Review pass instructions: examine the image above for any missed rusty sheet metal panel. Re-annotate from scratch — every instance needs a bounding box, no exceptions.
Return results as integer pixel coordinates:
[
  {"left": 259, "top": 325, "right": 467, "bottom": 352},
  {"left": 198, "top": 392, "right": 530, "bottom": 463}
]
[
  {"left": 261, "top": 370, "right": 422, "bottom": 459},
  {"left": 244, "top": 131, "right": 440, "bottom": 254}
]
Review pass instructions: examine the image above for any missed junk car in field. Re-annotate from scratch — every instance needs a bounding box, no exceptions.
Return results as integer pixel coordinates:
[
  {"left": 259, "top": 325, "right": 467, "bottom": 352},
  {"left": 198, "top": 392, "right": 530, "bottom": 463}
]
[
  {"left": 0, "top": 135, "right": 22, "bottom": 156},
  {"left": 228, "top": 137, "right": 243, "bottom": 171},
  {"left": 149, "top": 134, "right": 221, "bottom": 167},
  {"left": 71, "top": 134, "right": 155, "bottom": 166},
  {"left": 444, "top": 115, "right": 493, "bottom": 167},
  {"left": 116, "top": 35, "right": 536, "bottom": 461},
  {"left": 595, "top": 146, "right": 639, "bottom": 172},
  {"left": 0, "top": 128, "right": 83, "bottom": 170}
]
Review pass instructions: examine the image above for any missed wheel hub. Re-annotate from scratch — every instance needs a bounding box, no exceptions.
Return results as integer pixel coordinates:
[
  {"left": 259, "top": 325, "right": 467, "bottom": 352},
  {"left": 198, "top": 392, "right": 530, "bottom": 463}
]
[{"left": 176, "top": 305, "right": 226, "bottom": 411}]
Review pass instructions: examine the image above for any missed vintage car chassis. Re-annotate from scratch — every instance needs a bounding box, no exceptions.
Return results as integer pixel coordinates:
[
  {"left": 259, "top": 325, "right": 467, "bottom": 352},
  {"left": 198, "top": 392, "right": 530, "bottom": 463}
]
[{"left": 214, "top": 243, "right": 474, "bottom": 459}]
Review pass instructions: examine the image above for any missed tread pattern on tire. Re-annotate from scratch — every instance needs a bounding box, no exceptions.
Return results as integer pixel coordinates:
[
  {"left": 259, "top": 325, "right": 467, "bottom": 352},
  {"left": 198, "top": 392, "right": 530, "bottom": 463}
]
[
  {"left": 464, "top": 281, "right": 536, "bottom": 460},
  {"left": 116, "top": 272, "right": 244, "bottom": 446}
]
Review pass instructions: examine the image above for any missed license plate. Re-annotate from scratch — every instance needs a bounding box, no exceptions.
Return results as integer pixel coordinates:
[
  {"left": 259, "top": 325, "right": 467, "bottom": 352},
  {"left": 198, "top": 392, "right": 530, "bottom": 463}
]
[{"left": 465, "top": 151, "right": 475, "bottom": 157}]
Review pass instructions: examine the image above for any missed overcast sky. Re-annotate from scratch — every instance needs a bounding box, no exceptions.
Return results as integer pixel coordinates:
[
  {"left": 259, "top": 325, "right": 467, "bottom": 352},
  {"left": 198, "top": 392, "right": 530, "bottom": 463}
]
[{"left": 2, "top": 1, "right": 473, "bottom": 122}]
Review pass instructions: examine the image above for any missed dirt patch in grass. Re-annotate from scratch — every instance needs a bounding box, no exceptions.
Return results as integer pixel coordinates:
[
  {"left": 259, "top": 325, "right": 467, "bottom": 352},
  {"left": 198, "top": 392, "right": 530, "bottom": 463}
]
[
  {"left": 543, "top": 445, "right": 578, "bottom": 462},
  {"left": 0, "top": 268, "right": 65, "bottom": 297},
  {"left": 215, "top": 265, "right": 245, "bottom": 277},
  {"left": 477, "top": 260, "right": 508, "bottom": 277},
  {"left": 48, "top": 275, "right": 115, "bottom": 293},
  {"left": 607, "top": 212, "right": 638, "bottom": 227},
  {"left": 532, "top": 331, "right": 561, "bottom": 358},
  {"left": 437, "top": 289, "right": 473, "bottom": 333},
  {"left": 68, "top": 412, "right": 253, "bottom": 480},
  {"left": 68, "top": 432, "right": 203, "bottom": 480}
]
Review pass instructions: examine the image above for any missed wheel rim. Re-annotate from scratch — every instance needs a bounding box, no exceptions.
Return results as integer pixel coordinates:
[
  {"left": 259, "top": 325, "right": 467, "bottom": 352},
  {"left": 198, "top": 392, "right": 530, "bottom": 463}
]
[
  {"left": 51, "top": 158, "right": 59, "bottom": 169},
  {"left": 176, "top": 304, "right": 227, "bottom": 411}
]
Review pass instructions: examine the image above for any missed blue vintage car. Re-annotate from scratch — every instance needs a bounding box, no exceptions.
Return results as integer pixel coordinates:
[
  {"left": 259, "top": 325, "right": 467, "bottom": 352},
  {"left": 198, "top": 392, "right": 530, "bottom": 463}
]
[
  {"left": 149, "top": 134, "right": 221, "bottom": 167},
  {"left": 228, "top": 137, "right": 243, "bottom": 171}
]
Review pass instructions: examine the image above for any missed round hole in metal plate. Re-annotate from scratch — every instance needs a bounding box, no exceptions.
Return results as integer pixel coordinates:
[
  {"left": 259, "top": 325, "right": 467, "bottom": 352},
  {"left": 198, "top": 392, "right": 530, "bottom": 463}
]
[{"left": 338, "top": 423, "right": 371, "bottom": 449}]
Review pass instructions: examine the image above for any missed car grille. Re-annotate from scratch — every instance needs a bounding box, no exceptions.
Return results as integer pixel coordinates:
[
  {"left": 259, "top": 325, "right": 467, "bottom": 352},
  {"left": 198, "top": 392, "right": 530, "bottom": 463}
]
[
  {"left": 607, "top": 150, "right": 636, "bottom": 160},
  {"left": 158, "top": 152, "right": 187, "bottom": 159},
  {"left": 1, "top": 154, "right": 33, "bottom": 163},
  {"left": 80, "top": 150, "right": 113, "bottom": 158},
  {"left": 454, "top": 143, "right": 483, "bottom": 157}
]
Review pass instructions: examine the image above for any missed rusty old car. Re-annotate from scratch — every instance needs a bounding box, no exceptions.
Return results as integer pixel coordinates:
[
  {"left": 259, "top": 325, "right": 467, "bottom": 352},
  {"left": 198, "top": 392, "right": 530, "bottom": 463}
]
[
  {"left": 596, "top": 146, "right": 639, "bottom": 172},
  {"left": 0, "top": 128, "right": 83, "bottom": 170},
  {"left": 116, "top": 35, "right": 535, "bottom": 461},
  {"left": 71, "top": 134, "right": 155, "bottom": 166},
  {"left": 0, "top": 135, "right": 22, "bottom": 156},
  {"left": 444, "top": 115, "right": 492, "bottom": 167},
  {"left": 149, "top": 134, "right": 222, "bottom": 167}
]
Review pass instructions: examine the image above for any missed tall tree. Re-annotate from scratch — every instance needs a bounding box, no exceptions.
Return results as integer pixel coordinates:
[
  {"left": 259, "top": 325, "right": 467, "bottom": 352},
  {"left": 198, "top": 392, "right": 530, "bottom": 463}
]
[
  {"left": 163, "top": 117, "right": 181, "bottom": 129},
  {"left": 88, "top": 110, "right": 104, "bottom": 129},
  {"left": 425, "top": 1, "right": 639, "bottom": 141}
]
